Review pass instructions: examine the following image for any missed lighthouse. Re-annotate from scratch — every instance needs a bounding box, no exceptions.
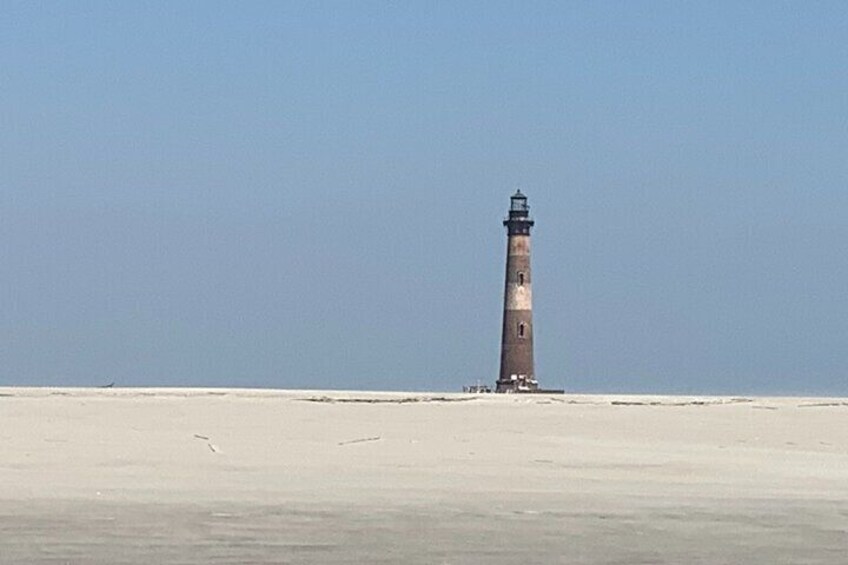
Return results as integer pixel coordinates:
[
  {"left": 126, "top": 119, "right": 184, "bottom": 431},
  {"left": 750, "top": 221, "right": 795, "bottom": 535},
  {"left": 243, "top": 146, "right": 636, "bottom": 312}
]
[{"left": 497, "top": 190, "right": 538, "bottom": 393}]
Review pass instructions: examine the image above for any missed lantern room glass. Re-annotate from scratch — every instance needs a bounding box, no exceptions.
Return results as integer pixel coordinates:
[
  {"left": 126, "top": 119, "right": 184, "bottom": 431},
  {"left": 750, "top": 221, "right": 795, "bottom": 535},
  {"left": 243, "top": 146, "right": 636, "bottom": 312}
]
[{"left": 510, "top": 192, "right": 529, "bottom": 213}]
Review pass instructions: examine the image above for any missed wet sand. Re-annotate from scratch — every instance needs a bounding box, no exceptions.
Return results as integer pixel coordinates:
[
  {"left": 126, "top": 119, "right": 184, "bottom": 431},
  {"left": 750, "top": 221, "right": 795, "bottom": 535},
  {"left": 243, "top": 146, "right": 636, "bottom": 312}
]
[{"left": 1, "top": 388, "right": 847, "bottom": 563}]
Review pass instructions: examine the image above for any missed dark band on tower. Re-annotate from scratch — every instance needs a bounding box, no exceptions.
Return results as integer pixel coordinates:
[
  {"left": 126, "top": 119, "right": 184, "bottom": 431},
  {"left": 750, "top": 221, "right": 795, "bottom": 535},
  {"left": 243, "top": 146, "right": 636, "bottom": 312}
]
[{"left": 497, "top": 190, "right": 538, "bottom": 393}]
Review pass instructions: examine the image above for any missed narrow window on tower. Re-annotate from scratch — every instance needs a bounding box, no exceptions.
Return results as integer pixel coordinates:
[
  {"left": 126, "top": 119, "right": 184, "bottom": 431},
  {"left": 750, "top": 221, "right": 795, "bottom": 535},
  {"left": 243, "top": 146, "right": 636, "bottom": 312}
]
[
  {"left": 518, "top": 272, "right": 525, "bottom": 286},
  {"left": 518, "top": 323, "right": 526, "bottom": 338}
]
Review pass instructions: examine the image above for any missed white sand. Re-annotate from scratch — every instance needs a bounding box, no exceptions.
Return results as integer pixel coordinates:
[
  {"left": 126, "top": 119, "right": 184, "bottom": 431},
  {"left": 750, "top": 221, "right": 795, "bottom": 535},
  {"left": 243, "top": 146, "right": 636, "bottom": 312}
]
[{"left": 1, "top": 387, "right": 847, "bottom": 563}]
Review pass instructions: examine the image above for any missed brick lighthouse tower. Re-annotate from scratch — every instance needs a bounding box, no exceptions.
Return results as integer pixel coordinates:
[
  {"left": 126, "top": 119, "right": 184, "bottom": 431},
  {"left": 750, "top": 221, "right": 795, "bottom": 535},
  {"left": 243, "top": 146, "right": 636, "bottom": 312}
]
[{"left": 497, "top": 190, "right": 538, "bottom": 393}]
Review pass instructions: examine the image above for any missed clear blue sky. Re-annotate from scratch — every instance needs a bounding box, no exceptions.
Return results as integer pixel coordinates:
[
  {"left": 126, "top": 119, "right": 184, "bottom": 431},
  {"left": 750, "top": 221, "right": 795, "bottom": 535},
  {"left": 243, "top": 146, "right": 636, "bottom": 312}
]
[{"left": 2, "top": 2, "right": 846, "bottom": 394}]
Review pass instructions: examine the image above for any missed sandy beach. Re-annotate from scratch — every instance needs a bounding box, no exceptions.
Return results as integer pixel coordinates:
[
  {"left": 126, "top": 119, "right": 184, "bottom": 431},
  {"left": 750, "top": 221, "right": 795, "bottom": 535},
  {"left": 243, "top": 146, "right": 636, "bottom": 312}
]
[{"left": 1, "top": 387, "right": 846, "bottom": 563}]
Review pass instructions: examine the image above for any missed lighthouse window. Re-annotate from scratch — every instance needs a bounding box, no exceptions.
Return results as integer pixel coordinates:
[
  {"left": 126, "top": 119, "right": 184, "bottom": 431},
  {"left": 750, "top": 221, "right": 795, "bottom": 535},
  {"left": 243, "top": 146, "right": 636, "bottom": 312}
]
[
  {"left": 518, "top": 323, "right": 526, "bottom": 338},
  {"left": 518, "top": 272, "right": 525, "bottom": 286}
]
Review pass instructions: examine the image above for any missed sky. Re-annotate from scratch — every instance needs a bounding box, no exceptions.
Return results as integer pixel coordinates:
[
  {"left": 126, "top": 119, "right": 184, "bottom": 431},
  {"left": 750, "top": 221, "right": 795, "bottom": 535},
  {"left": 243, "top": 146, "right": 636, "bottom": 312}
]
[{"left": 1, "top": 2, "right": 846, "bottom": 394}]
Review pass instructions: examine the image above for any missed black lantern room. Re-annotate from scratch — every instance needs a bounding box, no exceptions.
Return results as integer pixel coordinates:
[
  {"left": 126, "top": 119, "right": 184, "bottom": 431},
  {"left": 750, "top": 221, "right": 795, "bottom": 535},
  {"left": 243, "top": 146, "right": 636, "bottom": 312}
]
[{"left": 504, "top": 190, "right": 535, "bottom": 235}]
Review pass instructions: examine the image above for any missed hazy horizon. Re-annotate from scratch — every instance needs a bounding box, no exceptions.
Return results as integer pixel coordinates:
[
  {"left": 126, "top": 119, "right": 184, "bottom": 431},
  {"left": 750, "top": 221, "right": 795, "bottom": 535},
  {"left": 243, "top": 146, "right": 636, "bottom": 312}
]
[{"left": 2, "top": 3, "right": 846, "bottom": 395}]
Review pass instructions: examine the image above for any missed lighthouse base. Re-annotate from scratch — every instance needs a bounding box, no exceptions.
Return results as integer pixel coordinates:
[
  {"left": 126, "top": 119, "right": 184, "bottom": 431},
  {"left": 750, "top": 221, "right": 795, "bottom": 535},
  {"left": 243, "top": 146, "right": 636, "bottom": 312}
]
[{"left": 495, "top": 374, "right": 539, "bottom": 393}]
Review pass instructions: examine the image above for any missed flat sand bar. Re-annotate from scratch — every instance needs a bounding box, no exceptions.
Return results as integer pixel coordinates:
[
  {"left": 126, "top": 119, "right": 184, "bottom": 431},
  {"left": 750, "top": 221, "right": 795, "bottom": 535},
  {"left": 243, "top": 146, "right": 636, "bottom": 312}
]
[{"left": 1, "top": 387, "right": 847, "bottom": 563}]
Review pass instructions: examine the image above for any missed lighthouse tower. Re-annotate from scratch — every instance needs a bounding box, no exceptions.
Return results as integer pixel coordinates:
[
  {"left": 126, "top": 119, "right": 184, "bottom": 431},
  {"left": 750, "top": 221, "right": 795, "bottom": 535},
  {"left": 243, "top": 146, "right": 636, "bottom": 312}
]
[{"left": 497, "top": 190, "right": 537, "bottom": 393}]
